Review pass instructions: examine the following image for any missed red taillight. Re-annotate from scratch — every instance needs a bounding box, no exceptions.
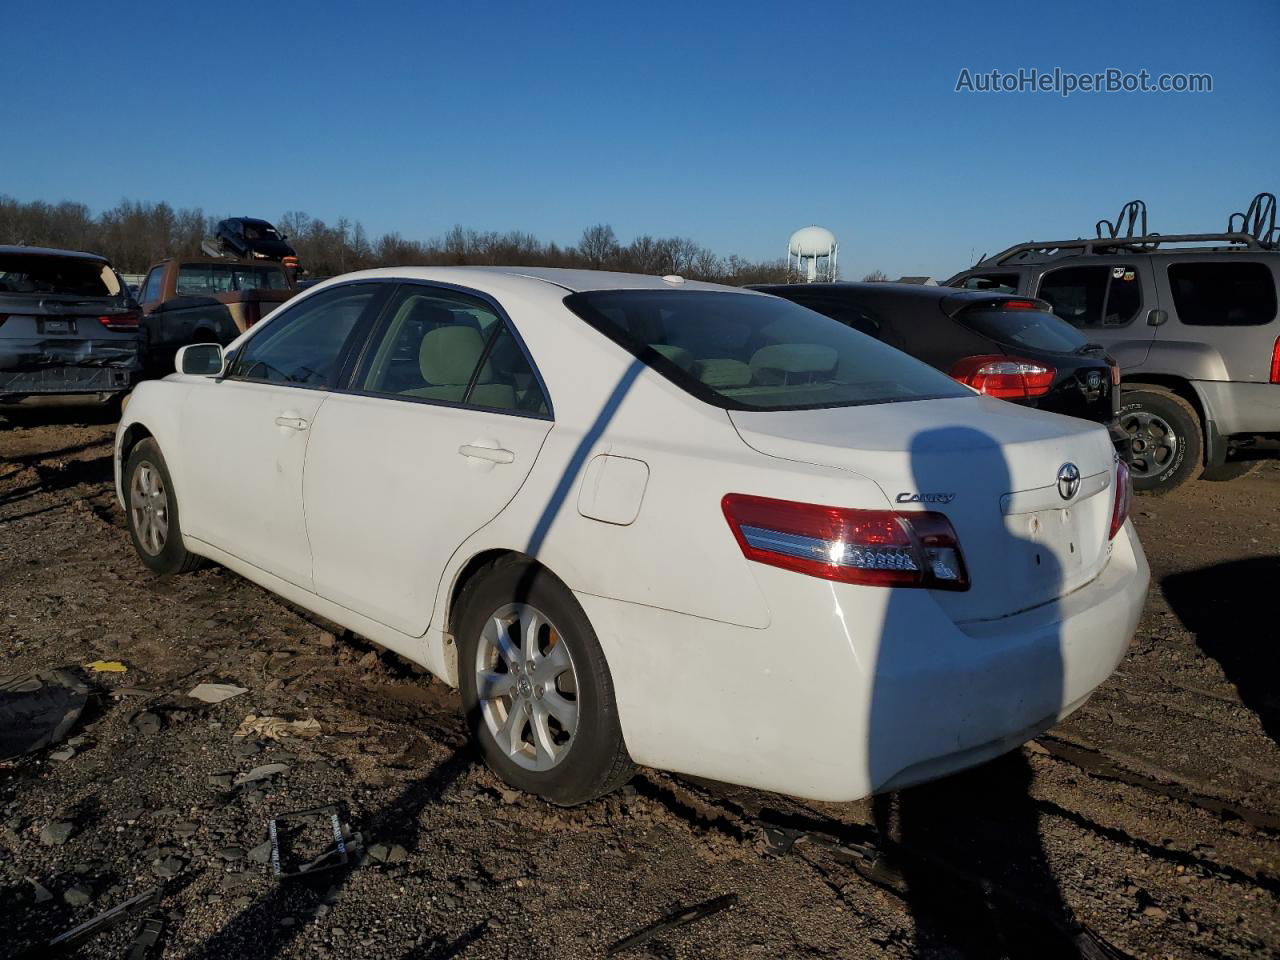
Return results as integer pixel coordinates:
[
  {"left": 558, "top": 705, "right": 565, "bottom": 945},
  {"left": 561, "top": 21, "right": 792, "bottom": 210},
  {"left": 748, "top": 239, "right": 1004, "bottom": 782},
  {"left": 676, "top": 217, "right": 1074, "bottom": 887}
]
[
  {"left": 1002, "top": 299, "right": 1040, "bottom": 310},
  {"left": 98, "top": 311, "right": 141, "bottom": 332},
  {"left": 722, "top": 493, "right": 969, "bottom": 591},
  {"left": 1109, "top": 458, "right": 1132, "bottom": 541},
  {"left": 949, "top": 354, "right": 1055, "bottom": 399},
  {"left": 1270, "top": 336, "right": 1280, "bottom": 384}
]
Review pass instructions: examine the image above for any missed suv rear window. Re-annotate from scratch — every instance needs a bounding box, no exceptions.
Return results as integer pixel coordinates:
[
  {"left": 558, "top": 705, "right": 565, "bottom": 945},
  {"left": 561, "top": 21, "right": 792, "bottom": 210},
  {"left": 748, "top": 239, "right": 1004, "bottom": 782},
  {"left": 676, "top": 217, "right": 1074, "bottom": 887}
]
[
  {"left": 956, "top": 273, "right": 1020, "bottom": 294},
  {"left": 955, "top": 304, "right": 1088, "bottom": 354},
  {"left": 1167, "top": 261, "right": 1277, "bottom": 326},
  {"left": 564, "top": 290, "right": 971, "bottom": 411},
  {"left": 0, "top": 253, "right": 122, "bottom": 298}
]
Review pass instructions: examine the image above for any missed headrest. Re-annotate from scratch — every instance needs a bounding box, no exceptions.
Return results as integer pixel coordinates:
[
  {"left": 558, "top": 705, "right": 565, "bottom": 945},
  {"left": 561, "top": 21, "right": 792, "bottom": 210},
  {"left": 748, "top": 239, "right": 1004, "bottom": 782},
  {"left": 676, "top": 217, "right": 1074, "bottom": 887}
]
[
  {"left": 649, "top": 343, "right": 695, "bottom": 372},
  {"left": 419, "top": 325, "right": 486, "bottom": 385},
  {"left": 749, "top": 344, "right": 837, "bottom": 383},
  {"left": 696, "top": 358, "right": 753, "bottom": 388}
]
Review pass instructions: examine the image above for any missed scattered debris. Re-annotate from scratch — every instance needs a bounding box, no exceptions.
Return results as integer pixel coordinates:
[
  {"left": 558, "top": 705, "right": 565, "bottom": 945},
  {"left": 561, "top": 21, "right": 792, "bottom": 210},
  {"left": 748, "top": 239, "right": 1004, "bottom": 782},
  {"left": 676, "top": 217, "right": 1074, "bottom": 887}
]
[
  {"left": 63, "top": 883, "right": 93, "bottom": 907},
  {"left": 151, "top": 856, "right": 185, "bottom": 879},
  {"left": 0, "top": 669, "right": 89, "bottom": 759},
  {"left": 126, "top": 915, "right": 166, "bottom": 960},
  {"left": 233, "top": 714, "right": 322, "bottom": 741},
  {"left": 267, "top": 805, "right": 356, "bottom": 879},
  {"left": 233, "top": 763, "right": 290, "bottom": 787},
  {"left": 186, "top": 683, "right": 248, "bottom": 704},
  {"left": 247, "top": 841, "right": 273, "bottom": 864},
  {"left": 608, "top": 893, "right": 739, "bottom": 955},
  {"left": 26, "top": 877, "right": 53, "bottom": 903},
  {"left": 367, "top": 842, "right": 408, "bottom": 864},
  {"left": 83, "top": 660, "right": 128, "bottom": 673},
  {"left": 46, "top": 887, "right": 161, "bottom": 952},
  {"left": 40, "top": 821, "right": 75, "bottom": 847},
  {"left": 130, "top": 712, "right": 162, "bottom": 737}
]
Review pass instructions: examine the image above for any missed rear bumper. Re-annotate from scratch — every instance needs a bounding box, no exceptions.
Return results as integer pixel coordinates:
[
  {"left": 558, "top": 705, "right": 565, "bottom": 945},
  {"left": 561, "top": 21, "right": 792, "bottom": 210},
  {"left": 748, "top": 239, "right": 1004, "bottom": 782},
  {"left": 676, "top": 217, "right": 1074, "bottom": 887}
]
[
  {"left": 578, "top": 522, "right": 1148, "bottom": 802},
  {"left": 0, "top": 339, "right": 141, "bottom": 397}
]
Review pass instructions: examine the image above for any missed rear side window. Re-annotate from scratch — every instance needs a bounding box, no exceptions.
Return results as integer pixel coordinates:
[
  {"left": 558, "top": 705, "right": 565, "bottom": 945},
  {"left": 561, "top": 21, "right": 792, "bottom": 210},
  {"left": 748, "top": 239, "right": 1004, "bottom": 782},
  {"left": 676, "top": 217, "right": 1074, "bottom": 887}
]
[
  {"left": 140, "top": 268, "right": 165, "bottom": 303},
  {"left": 177, "top": 263, "right": 289, "bottom": 295},
  {"left": 228, "top": 284, "right": 378, "bottom": 388},
  {"left": 564, "top": 290, "right": 970, "bottom": 411},
  {"left": 1167, "top": 261, "right": 1277, "bottom": 326},
  {"left": 1038, "top": 265, "right": 1142, "bottom": 327},
  {"left": 0, "top": 254, "right": 122, "bottom": 297},
  {"left": 956, "top": 273, "right": 1020, "bottom": 294},
  {"left": 955, "top": 305, "right": 1088, "bottom": 354}
]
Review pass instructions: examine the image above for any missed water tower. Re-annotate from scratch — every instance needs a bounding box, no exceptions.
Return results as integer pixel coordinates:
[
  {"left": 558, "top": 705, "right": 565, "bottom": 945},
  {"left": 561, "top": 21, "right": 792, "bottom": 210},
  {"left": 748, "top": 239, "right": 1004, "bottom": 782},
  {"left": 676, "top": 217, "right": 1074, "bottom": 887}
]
[{"left": 787, "top": 226, "right": 838, "bottom": 282}]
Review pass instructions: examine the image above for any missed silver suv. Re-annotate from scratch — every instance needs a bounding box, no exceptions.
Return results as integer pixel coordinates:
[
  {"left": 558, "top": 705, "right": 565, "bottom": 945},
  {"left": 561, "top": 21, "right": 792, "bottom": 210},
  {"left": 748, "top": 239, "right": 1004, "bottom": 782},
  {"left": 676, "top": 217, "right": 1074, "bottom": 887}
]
[{"left": 947, "top": 194, "right": 1279, "bottom": 493}]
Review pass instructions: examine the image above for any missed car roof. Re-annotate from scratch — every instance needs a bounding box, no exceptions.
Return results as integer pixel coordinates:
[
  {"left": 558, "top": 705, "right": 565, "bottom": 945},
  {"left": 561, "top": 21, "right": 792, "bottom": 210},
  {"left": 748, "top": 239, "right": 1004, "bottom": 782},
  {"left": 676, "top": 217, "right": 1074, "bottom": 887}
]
[
  {"left": 0, "top": 244, "right": 110, "bottom": 262},
  {"left": 323, "top": 265, "right": 764, "bottom": 295},
  {"left": 754, "top": 281, "right": 960, "bottom": 302}
]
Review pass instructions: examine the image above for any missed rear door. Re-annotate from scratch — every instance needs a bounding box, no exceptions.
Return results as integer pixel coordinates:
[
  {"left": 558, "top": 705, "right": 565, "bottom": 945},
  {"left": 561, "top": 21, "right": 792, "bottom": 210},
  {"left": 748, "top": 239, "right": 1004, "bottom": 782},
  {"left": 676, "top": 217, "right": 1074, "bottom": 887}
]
[
  {"left": 1034, "top": 257, "right": 1156, "bottom": 370},
  {"left": 179, "top": 282, "right": 387, "bottom": 590},
  {"left": 302, "top": 282, "right": 554, "bottom": 637}
]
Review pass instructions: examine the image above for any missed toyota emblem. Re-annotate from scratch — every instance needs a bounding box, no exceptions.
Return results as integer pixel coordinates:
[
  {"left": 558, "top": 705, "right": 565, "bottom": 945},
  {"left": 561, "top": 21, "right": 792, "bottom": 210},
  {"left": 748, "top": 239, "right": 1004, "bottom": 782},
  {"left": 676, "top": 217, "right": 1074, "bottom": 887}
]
[{"left": 1057, "top": 462, "right": 1081, "bottom": 500}]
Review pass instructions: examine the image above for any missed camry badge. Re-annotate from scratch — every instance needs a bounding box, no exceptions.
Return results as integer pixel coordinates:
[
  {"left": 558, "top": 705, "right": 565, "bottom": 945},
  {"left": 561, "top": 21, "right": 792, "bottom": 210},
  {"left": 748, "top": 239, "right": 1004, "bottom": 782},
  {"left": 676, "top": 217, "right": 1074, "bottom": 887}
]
[
  {"left": 895, "top": 492, "right": 956, "bottom": 504},
  {"left": 1057, "top": 462, "right": 1081, "bottom": 500}
]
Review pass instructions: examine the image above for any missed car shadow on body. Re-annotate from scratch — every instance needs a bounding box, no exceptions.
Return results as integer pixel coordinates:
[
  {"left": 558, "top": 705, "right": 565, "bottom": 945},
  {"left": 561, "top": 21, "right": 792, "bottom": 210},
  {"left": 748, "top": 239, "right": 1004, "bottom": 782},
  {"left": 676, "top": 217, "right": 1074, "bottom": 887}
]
[
  {"left": 1162, "top": 557, "right": 1280, "bottom": 747},
  {"left": 866, "top": 426, "right": 1086, "bottom": 958}
]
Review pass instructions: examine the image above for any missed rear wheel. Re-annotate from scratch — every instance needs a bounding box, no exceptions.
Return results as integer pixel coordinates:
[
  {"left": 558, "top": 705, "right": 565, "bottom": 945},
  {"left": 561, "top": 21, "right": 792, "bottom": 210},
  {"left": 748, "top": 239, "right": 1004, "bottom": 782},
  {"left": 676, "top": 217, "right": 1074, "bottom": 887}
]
[
  {"left": 456, "top": 559, "right": 633, "bottom": 805},
  {"left": 124, "top": 438, "right": 204, "bottom": 575},
  {"left": 1118, "top": 388, "right": 1203, "bottom": 494}
]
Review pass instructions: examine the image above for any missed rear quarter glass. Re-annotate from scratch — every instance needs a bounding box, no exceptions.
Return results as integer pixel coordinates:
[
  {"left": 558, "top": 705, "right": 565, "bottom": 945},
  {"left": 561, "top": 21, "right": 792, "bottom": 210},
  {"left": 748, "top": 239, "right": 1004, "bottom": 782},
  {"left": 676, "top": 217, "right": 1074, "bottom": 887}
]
[
  {"left": 563, "top": 290, "right": 972, "bottom": 411},
  {"left": 954, "top": 308, "right": 1088, "bottom": 355}
]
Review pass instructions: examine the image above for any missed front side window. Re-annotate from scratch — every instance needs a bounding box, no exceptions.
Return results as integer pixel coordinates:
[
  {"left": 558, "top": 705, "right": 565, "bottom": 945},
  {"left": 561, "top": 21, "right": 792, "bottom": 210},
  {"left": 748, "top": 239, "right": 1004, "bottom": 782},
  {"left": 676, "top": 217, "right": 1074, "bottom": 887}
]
[
  {"left": 357, "top": 286, "right": 548, "bottom": 414},
  {"left": 227, "top": 284, "right": 378, "bottom": 388},
  {"left": 564, "top": 290, "right": 970, "bottom": 411},
  {"left": 1167, "top": 261, "right": 1277, "bottom": 326},
  {"left": 1038, "top": 264, "right": 1142, "bottom": 328}
]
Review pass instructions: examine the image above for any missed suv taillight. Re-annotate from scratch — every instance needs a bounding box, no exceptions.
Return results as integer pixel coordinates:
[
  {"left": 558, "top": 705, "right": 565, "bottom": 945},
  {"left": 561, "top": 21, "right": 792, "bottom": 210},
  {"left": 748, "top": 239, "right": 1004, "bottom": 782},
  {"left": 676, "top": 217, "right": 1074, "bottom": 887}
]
[
  {"left": 722, "top": 493, "right": 969, "bottom": 590},
  {"left": 98, "top": 311, "right": 141, "bottom": 332},
  {"left": 1270, "top": 336, "right": 1280, "bottom": 384},
  {"left": 1109, "top": 458, "right": 1132, "bottom": 541},
  {"left": 950, "top": 355, "right": 1055, "bottom": 399}
]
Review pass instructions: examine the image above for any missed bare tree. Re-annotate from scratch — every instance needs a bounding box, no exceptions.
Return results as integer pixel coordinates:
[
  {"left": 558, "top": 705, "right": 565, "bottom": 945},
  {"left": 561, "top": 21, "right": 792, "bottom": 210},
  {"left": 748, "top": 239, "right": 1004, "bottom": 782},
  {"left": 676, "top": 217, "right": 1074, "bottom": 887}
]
[
  {"left": 577, "top": 224, "right": 619, "bottom": 269},
  {"left": 862, "top": 269, "right": 889, "bottom": 282}
]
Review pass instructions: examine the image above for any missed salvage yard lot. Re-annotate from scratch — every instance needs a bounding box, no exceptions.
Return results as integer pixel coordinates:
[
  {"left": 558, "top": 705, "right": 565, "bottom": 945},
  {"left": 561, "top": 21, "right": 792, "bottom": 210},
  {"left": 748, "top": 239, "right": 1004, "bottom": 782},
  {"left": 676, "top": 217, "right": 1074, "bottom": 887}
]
[{"left": 1, "top": 411, "right": 1278, "bottom": 960}]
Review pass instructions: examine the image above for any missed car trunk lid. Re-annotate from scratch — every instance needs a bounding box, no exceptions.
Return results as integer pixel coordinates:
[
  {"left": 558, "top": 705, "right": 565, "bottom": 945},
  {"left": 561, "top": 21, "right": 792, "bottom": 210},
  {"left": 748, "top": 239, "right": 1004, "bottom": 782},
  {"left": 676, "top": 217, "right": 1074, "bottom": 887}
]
[{"left": 729, "top": 395, "right": 1118, "bottom": 623}]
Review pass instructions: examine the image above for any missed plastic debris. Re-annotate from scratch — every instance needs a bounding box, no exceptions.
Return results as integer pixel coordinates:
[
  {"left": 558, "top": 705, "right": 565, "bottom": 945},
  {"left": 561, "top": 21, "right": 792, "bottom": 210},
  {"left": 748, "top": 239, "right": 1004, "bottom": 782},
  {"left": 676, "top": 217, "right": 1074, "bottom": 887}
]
[
  {"left": 84, "top": 661, "right": 128, "bottom": 673},
  {"left": 126, "top": 915, "right": 166, "bottom": 960},
  {"left": 266, "top": 805, "right": 358, "bottom": 879},
  {"left": 186, "top": 683, "right": 248, "bottom": 704},
  {"left": 608, "top": 894, "right": 738, "bottom": 955},
  {"left": 234, "top": 763, "right": 290, "bottom": 787},
  {"left": 233, "top": 714, "right": 322, "bottom": 740},
  {"left": 0, "top": 669, "right": 89, "bottom": 760}
]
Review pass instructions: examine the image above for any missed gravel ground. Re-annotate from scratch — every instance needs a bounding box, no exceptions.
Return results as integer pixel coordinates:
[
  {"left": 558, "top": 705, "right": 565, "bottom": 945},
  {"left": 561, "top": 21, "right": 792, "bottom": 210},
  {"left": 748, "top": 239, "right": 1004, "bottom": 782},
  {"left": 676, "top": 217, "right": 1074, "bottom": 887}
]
[{"left": 1, "top": 408, "right": 1277, "bottom": 960}]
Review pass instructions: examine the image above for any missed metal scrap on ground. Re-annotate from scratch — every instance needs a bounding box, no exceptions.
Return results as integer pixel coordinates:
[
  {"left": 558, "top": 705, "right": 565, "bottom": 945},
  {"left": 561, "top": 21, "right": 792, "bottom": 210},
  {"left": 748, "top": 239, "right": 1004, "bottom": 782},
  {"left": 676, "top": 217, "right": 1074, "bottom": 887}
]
[
  {"left": 607, "top": 893, "right": 739, "bottom": 955},
  {"left": 0, "top": 669, "right": 89, "bottom": 759}
]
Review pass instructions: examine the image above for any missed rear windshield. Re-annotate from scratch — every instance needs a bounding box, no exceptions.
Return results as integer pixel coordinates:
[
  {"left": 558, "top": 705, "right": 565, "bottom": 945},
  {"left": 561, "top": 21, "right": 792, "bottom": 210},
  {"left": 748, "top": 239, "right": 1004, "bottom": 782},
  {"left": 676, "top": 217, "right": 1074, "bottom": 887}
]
[
  {"left": 565, "top": 290, "right": 971, "bottom": 411},
  {"left": 176, "top": 263, "right": 291, "bottom": 295},
  {"left": 956, "top": 306, "right": 1088, "bottom": 354},
  {"left": 0, "top": 253, "right": 122, "bottom": 298},
  {"left": 242, "top": 222, "right": 281, "bottom": 241}
]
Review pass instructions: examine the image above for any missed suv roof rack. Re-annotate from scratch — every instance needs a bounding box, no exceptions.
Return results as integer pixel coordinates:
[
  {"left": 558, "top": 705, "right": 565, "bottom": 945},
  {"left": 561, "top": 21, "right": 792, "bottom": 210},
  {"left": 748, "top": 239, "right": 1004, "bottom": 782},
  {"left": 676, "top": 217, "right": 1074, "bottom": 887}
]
[{"left": 974, "top": 191, "right": 1277, "bottom": 267}]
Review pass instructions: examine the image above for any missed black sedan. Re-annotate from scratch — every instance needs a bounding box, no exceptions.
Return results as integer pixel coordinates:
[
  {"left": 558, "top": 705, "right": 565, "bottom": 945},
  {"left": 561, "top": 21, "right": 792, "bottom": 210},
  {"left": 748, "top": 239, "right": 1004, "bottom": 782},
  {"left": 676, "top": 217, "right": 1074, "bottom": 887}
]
[{"left": 751, "top": 282, "right": 1127, "bottom": 455}]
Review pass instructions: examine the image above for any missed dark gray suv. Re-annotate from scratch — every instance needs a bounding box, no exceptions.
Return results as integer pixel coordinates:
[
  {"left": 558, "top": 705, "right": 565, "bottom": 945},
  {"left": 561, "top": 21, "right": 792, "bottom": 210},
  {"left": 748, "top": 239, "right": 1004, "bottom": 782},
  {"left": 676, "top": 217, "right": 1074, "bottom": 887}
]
[
  {"left": 0, "top": 245, "right": 143, "bottom": 405},
  {"left": 947, "top": 194, "right": 1279, "bottom": 493}
]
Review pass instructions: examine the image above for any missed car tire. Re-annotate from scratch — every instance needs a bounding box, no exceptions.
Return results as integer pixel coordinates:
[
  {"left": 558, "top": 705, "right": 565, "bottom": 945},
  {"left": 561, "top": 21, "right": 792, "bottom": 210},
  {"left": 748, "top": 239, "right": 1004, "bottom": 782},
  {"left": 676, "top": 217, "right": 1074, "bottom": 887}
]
[
  {"left": 1200, "top": 459, "right": 1261, "bottom": 482},
  {"left": 124, "top": 438, "right": 204, "bottom": 576},
  {"left": 456, "top": 558, "right": 634, "bottom": 806},
  {"left": 1118, "top": 388, "right": 1203, "bottom": 494}
]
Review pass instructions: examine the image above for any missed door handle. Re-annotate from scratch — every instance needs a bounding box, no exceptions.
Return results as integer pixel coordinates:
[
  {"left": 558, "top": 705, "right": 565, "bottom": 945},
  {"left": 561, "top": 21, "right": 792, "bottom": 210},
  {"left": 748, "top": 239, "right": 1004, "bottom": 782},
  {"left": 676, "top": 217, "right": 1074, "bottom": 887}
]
[
  {"left": 275, "top": 415, "right": 309, "bottom": 431},
  {"left": 458, "top": 444, "right": 515, "bottom": 464}
]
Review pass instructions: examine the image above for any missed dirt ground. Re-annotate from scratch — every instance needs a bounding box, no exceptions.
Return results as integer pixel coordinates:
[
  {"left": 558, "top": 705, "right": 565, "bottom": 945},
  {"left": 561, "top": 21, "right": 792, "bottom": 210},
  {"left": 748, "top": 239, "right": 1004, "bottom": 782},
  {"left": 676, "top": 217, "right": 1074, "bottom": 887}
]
[{"left": 1, "top": 408, "right": 1277, "bottom": 960}]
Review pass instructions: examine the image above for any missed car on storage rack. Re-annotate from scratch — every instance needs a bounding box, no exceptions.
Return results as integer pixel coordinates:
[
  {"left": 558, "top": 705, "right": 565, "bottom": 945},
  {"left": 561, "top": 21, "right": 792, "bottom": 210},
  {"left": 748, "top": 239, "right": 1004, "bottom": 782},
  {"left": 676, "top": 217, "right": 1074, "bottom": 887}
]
[
  {"left": 947, "top": 193, "right": 1280, "bottom": 493},
  {"left": 208, "top": 218, "right": 299, "bottom": 271},
  {"left": 0, "top": 245, "right": 143, "bottom": 405},
  {"left": 750, "top": 282, "right": 1126, "bottom": 459},
  {"left": 135, "top": 257, "right": 297, "bottom": 374},
  {"left": 115, "top": 267, "right": 1146, "bottom": 807}
]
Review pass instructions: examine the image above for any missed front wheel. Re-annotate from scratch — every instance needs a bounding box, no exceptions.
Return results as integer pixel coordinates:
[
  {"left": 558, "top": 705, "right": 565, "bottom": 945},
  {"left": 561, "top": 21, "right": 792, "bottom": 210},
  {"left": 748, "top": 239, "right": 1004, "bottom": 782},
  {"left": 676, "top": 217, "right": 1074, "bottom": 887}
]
[
  {"left": 124, "top": 438, "right": 204, "bottom": 575},
  {"left": 456, "top": 559, "right": 633, "bottom": 806},
  {"left": 1118, "top": 388, "right": 1203, "bottom": 494}
]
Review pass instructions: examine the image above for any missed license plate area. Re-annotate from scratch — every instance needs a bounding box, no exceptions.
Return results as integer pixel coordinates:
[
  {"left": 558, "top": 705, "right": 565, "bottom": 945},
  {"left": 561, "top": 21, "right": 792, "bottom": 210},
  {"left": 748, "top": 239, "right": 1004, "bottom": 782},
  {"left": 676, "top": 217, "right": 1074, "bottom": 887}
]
[{"left": 38, "top": 318, "right": 77, "bottom": 335}]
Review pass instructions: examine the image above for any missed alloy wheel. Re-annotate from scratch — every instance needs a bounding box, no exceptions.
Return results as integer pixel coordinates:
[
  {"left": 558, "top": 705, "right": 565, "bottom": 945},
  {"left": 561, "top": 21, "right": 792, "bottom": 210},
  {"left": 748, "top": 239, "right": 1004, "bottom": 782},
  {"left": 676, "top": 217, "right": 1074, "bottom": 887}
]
[
  {"left": 129, "top": 460, "right": 169, "bottom": 556},
  {"left": 1121, "top": 410, "right": 1178, "bottom": 478},
  {"left": 475, "top": 602, "right": 580, "bottom": 772}
]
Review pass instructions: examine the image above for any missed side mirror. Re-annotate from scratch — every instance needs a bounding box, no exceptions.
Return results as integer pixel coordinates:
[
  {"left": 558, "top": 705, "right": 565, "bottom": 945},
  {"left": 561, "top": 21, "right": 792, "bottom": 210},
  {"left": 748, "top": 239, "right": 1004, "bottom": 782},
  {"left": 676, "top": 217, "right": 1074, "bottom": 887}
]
[{"left": 176, "top": 343, "right": 225, "bottom": 377}]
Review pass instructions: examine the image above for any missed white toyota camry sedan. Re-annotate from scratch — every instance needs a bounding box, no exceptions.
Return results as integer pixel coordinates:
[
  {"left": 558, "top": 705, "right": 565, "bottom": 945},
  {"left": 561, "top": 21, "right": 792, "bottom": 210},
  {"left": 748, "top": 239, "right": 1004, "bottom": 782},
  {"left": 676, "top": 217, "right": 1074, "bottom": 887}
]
[{"left": 115, "top": 267, "right": 1148, "bottom": 805}]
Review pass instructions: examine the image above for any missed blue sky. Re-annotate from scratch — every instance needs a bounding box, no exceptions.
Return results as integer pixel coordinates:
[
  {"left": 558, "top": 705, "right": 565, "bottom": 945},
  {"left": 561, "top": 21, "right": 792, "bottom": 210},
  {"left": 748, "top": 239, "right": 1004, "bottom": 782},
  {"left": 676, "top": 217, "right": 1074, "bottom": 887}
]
[{"left": 7, "top": 0, "right": 1278, "bottom": 278}]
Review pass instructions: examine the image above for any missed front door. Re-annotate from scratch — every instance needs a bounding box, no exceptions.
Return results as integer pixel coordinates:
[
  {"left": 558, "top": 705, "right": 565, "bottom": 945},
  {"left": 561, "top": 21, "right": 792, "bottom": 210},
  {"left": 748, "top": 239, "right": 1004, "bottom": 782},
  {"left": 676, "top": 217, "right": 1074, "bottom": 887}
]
[
  {"left": 179, "top": 282, "right": 386, "bottom": 590},
  {"left": 303, "top": 283, "right": 554, "bottom": 636}
]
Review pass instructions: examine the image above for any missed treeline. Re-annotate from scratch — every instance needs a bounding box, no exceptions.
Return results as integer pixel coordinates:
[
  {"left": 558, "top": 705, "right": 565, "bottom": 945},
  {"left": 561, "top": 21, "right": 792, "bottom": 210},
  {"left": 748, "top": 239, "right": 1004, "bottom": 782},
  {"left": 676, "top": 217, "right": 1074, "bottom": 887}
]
[{"left": 0, "top": 196, "right": 792, "bottom": 285}]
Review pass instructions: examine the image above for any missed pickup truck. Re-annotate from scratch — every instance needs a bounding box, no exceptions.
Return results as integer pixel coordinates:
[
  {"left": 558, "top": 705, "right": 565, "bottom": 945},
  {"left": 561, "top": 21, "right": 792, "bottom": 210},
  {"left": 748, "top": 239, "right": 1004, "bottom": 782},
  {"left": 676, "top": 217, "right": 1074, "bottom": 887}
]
[{"left": 136, "top": 257, "right": 297, "bottom": 371}]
